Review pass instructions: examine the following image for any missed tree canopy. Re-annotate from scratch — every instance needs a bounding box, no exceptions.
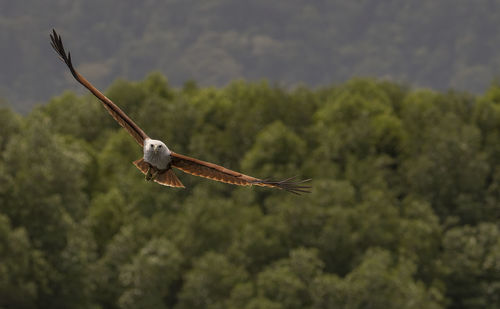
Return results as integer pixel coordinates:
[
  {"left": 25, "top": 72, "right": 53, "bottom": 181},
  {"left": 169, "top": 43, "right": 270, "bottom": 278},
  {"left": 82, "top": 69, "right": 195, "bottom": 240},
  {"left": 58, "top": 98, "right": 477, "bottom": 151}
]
[{"left": 1, "top": 75, "right": 499, "bottom": 308}]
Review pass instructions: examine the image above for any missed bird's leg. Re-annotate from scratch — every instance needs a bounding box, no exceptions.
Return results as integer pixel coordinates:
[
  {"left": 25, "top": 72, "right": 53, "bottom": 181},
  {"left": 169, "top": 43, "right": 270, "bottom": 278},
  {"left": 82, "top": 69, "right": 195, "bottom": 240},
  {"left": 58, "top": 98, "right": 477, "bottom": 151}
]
[
  {"left": 151, "top": 169, "right": 160, "bottom": 181},
  {"left": 145, "top": 166, "right": 153, "bottom": 181},
  {"left": 146, "top": 165, "right": 160, "bottom": 181}
]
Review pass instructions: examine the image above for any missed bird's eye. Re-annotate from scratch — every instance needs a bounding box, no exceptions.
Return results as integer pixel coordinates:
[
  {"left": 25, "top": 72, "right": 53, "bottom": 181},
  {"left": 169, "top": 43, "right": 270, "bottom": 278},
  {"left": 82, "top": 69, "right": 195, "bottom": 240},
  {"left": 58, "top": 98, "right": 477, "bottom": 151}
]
[
  {"left": 158, "top": 145, "right": 162, "bottom": 148},
  {"left": 150, "top": 144, "right": 153, "bottom": 148}
]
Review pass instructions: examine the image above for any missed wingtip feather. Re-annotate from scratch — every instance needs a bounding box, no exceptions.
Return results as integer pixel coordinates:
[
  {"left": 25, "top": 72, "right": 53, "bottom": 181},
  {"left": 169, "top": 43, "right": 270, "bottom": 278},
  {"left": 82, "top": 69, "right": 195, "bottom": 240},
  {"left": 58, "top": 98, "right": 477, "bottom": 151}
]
[
  {"left": 254, "top": 177, "right": 312, "bottom": 195},
  {"left": 50, "top": 29, "right": 78, "bottom": 78}
]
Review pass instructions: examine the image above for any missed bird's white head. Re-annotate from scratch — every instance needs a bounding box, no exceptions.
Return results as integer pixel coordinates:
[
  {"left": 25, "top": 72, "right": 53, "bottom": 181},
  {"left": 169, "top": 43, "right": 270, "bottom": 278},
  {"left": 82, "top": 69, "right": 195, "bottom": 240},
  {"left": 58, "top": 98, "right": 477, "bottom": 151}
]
[{"left": 144, "top": 138, "right": 170, "bottom": 158}]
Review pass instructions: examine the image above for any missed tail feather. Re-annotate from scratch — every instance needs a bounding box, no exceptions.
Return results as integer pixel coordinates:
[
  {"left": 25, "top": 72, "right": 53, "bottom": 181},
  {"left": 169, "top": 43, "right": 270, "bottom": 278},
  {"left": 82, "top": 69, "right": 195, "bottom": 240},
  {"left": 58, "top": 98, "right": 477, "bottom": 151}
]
[
  {"left": 133, "top": 158, "right": 150, "bottom": 174},
  {"left": 155, "top": 169, "right": 185, "bottom": 188},
  {"left": 133, "top": 158, "right": 185, "bottom": 188}
]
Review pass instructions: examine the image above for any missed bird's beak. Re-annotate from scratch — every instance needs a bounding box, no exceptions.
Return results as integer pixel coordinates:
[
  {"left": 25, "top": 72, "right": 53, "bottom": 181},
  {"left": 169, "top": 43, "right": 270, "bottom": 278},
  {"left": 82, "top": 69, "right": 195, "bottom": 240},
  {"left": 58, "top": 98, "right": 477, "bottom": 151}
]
[{"left": 153, "top": 145, "right": 158, "bottom": 154}]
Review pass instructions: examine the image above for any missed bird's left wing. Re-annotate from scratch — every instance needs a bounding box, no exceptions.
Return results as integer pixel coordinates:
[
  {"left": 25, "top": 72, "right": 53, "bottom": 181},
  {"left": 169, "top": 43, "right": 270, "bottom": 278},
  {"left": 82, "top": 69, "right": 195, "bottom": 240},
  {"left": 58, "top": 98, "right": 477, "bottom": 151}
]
[
  {"left": 171, "top": 152, "right": 311, "bottom": 194},
  {"left": 50, "top": 29, "right": 149, "bottom": 146}
]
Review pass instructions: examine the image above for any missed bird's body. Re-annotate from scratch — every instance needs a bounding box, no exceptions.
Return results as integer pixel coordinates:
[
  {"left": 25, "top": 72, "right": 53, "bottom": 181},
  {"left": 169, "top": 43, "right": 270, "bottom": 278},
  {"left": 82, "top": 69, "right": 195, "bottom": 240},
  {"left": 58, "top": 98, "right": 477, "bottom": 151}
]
[{"left": 50, "top": 29, "right": 310, "bottom": 194}]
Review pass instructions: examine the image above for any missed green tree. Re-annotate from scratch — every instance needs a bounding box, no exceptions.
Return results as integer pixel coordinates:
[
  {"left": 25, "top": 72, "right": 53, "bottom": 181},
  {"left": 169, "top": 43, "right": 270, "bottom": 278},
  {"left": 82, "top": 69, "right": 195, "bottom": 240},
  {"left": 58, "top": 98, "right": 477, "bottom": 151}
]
[
  {"left": 119, "top": 238, "right": 183, "bottom": 309},
  {"left": 312, "top": 249, "right": 443, "bottom": 309},
  {"left": 439, "top": 223, "right": 500, "bottom": 308},
  {"left": 400, "top": 91, "right": 490, "bottom": 223},
  {"left": 0, "top": 214, "right": 37, "bottom": 309},
  {"left": 0, "top": 111, "right": 95, "bottom": 308},
  {"left": 242, "top": 121, "right": 308, "bottom": 180},
  {"left": 177, "top": 252, "right": 248, "bottom": 309}
]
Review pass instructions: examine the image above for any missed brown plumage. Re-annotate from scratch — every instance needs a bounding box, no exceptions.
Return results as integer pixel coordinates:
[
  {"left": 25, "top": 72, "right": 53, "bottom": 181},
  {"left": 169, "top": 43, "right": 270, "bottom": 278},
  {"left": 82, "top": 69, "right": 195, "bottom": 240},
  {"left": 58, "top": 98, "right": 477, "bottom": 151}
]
[
  {"left": 134, "top": 158, "right": 184, "bottom": 188},
  {"left": 50, "top": 29, "right": 311, "bottom": 194}
]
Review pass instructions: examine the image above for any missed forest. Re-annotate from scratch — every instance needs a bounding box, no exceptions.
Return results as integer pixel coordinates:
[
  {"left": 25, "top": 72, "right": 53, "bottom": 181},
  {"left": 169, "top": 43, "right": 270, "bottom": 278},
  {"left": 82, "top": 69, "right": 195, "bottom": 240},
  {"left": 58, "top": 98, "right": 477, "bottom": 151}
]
[{"left": 1, "top": 75, "right": 500, "bottom": 308}]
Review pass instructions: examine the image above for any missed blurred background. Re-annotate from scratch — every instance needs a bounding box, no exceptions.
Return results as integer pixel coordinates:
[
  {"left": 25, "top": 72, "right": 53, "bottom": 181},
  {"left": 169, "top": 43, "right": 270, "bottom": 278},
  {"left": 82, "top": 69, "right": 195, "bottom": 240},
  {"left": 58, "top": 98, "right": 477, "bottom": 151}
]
[
  {"left": 1, "top": 1, "right": 500, "bottom": 309},
  {"left": 2, "top": 1, "right": 500, "bottom": 112}
]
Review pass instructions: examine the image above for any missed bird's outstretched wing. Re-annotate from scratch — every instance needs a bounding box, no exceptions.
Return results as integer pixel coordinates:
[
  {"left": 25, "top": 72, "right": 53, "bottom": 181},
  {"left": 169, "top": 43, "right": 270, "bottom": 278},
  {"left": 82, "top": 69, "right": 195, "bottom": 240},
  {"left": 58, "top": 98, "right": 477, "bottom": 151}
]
[
  {"left": 50, "top": 29, "right": 149, "bottom": 146},
  {"left": 171, "top": 152, "right": 311, "bottom": 194},
  {"left": 51, "top": 29, "right": 311, "bottom": 194}
]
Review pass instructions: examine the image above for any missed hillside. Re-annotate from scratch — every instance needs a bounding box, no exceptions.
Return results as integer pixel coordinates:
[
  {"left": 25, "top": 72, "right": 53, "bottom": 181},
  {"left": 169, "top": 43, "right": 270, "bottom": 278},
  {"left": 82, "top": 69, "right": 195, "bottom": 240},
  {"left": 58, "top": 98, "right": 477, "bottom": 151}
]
[{"left": 2, "top": 0, "right": 500, "bottom": 111}]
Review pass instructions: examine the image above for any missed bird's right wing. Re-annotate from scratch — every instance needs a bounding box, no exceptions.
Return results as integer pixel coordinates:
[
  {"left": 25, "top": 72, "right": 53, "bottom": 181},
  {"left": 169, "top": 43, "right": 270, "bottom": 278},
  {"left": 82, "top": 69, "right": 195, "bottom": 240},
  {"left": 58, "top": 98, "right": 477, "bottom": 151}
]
[
  {"left": 50, "top": 29, "right": 149, "bottom": 146},
  {"left": 171, "top": 152, "right": 311, "bottom": 194}
]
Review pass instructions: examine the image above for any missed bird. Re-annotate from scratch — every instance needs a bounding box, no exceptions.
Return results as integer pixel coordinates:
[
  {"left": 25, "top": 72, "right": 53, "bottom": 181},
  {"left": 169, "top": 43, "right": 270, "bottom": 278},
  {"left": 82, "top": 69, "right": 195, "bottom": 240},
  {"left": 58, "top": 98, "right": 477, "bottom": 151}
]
[{"left": 50, "top": 29, "right": 311, "bottom": 194}]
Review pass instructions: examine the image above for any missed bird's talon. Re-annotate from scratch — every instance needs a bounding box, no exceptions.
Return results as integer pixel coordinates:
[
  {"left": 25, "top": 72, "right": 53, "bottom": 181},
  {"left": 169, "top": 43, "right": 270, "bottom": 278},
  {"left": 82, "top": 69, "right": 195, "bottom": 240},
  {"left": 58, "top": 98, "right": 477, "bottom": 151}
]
[{"left": 145, "top": 167, "right": 153, "bottom": 181}]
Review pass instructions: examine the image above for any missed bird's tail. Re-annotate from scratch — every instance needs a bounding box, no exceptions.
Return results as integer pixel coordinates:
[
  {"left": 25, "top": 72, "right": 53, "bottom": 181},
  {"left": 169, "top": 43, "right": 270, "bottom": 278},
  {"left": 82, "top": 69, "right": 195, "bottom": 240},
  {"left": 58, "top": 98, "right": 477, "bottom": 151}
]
[{"left": 133, "top": 158, "right": 185, "bottom": 188}]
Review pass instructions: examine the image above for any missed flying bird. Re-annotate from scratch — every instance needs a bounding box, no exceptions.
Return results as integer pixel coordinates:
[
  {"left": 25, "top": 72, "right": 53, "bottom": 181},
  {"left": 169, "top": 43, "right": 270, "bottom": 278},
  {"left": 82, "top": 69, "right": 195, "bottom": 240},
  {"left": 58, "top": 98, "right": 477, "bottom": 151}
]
[{"left": 50, "top": 29, "right": 310, "bottom": 194}]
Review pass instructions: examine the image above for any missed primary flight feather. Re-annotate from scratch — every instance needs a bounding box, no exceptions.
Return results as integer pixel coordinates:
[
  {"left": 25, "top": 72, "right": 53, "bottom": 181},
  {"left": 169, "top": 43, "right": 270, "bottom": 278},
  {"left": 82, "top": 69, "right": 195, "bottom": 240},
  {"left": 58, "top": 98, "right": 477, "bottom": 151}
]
[{"left": 50, "top": 29, "right": 311, "bottom": 194}]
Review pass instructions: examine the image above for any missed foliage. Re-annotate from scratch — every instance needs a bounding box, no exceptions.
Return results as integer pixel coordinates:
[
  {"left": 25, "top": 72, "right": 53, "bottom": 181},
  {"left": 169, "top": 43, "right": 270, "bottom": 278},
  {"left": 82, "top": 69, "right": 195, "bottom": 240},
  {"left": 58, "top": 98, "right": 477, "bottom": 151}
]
[{"left": 1, "top": 75, "right": 500, "bottom": 308}]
